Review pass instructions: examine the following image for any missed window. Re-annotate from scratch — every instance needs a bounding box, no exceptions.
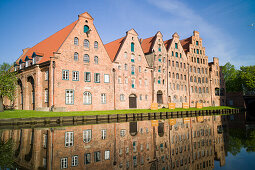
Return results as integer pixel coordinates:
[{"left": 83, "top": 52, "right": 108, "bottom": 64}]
[
  {"left": 139, "top": 79, "right": 142, "bottom": 86},
  {"left": 118, "top": 77, "right": 121, "bottom": 84},
  {"left": 94, "top": 56, "right": 98, "bottom": 64},
  {"left": 145, "top": 95, "right": 148, "bottom": 100},
  {"left": 101, "top": 129, "right": 106, "bottom": 139},
  {"left": 158, "top": 77, "right": 161, "bottom": 84},
  {"left": 131, "top": 42, "right": 134, "bottom": 52},
  {"left": 199, "top": 87, "right": 202, "bottom": 93},
  {"left": 65, "top": 90, "right": 74, "bottom": 105},
  {"left": 65, "top": 132, "right": 73, "bottom": 147},
  {"left": 197, "top": 49, "right": 199, "bottom": 54},
  {"left": 158, "top": 66, "right": 161, "bottom": 72},
  {"left": 61, "top": 158, "right": 68, "bottom": 169},
  {"left": 84, "top": 153, "right": 91, "bottom": 164},
  {"left": 83, "top": 129, "right": 92, "bottom": 143},
  {"left": 196, "top": 41, "right": 198, "bottom": 45},
  {"left": 25, "top": 61, "right": 29, "bottom": 67},
  {"left": 101, "top": 93, "right": 106, "bottom": 104},
  {"left": 83, "top": 91, "right": 92, "bottom": 104},
  {"left": 104, "top": 74, "right": 110, "bottom": 83},
  {"left": 133, "top": 141, "right": 137, "bottom": 152},
  {"left": 176, "top": 73, "right": 179, "bottom": 79},
  {"left": 139, "top": 66, "right": 141, "bottom": 73},
  {"left": 84, "top": 39, "right": 89, "bottom": 48},
  {"left": 62, "top": 70, "right": 69, "bottom": 80},
  {"left": 45, "top": 71, "right": 49, "bottom": 80},
  {"left": 94, "top": 151, "right": 101, "bottom": 162},
  {"left": 72, "top": 156, "right": 78, "bottom": 167},
  {"left": 197, "top": 58, "right": 199, "bottom": 63},
  {"left": 125, "top": 77, "right": 128, "bottom": 84},
  {"left": 120, "top": 94, "right": 125, "bottom": 101},
  {"left": 125, "top": 64, "right": 128, "bottom": 70},
  {"left": 158, "top": 44, "right": 161, "bottom": 52},
  {"left": 84, "top": 25, "right": 89, "bottom": 33},
  {"left": 72, "top": 71, "right": 79, "bottom": 81},
  {"left": 131, "top": 65, "right": 135, "bottom": 75},
  {"left": 83, "top": 54, "right": 90, "bottom": 63},
  {"left": 131, "top": 78, "right": 135, "bottom": 88},
  {"left": 145, "top": 79, "right": 148, "bottom": 86},
  {"left": 172, "top": 51, "right": 174, "bottom": 56},
  {"left": 74, "top": 52, "right": 79, "bottom": 61},
  {"left": 175, "top": 52, "right": 178, "bottom": 57},
  {"left": 105, "top": 150, "right": 110, "bottom": 160},
  {"left": 133, "top": 156, "right": 137, "bottom": 167},
  {"left": 94, "top": 41, "right": 98, "bottom": 48},
  {"left": 175, "top": 43, "right": 178, "bottom": 49},
  {"left": 140, "top": 94, "right": 142, "bottom": 100},
  {"left": 138, "top": 55, "right": 141, "bottom": 61},
  {"left": 84, "top": 72, "right": 91, "bottom": 82},
  {"left": 32, "top": 57, "right": 36, "bottom": 65},
  {"left": 180, "top": 53, "right": 182, "bottom": 58},
  {"left": 176, "top": 61, "right": 179, "bottom": 67},
  {"left": 131, "top": 54, "right": 135, "bottom": 62},
  {"left": 45, "top": 89, "right": 48, "bottom": 103},
  {"left": 94, "top": 73, "right": 100, "bottom": 83},
  {"left": 42, "top": 134, "right": 47, "bottom": 148},
  {"left": 124, "top": 52, "right": 127, "bottom": 58},
  {"left": 158, "top": 55, "right": 162, "bottom": 62},
  {"left": 120, "top": 129, "right": 126, "bottom": 137},
  {"left": 74, "top": 37, "right": 79, "bottom": 45}
]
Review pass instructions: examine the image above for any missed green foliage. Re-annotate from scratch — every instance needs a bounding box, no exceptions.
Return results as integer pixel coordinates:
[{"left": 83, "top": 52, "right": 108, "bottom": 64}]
[
  {"left": 0, "top": 139, "right": 14, "bottom": 168},
  {"left": 222, "top": 62, "right": 255, "bottom": 92},
  {"left": 239, "top": 66, "right": 255, "bottom": 91},
  {"left": 0, "top": 63, "right": 17, "bottom": 100}
]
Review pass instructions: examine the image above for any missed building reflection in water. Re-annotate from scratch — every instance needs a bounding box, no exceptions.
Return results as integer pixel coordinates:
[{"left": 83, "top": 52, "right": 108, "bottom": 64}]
[{"left": 1, "top": 114, "right": 240, "bottom": 170}]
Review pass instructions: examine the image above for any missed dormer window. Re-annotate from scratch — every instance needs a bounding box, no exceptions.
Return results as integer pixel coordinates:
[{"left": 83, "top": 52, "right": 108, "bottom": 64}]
[
  {"left": 19, "top": 64, "right": 22, "bottom": 70},
  {"left": 25, "top": 61, "right": 29, "bottom": 67},
  {"left": 32, "top": 57, "right": 36, "bottom": 64}
]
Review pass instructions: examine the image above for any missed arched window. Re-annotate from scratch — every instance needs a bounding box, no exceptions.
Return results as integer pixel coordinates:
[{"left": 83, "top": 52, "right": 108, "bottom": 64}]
[
  {"left": 181, "top": 74, "right": 183, "bottom": 80},
  {"left": 176, "top": 73, "right": 179, "bottom": 79},
  {"left": 198, "top": 77, "right": 201, "bottom": 83},
  {"left": 158, "top": 55, "right": 162, "bottom": 62},
  {"left": 177, "top": 84, "right": 180, "bottom": 90},
  {"left": 94, "top": 56, "right": 98, "bottom": 64},
  {"left": 83, "top": 54, "right": 90, "bottom": 63},
  {"left": 206, "top": 87, "right": 209, "bottom": 93},
  {"left": 175, "top": 52, "right": 178, "bottom": 57},
  {"left": 83, "top": 91, "right": 92, "bottom": 104},
  {"left": 194, "top": 76, "right": 197, "bottom": 82},
  {"left": 74, "top": 37, "right": 79, "bottom": 45},
  {"left": 74, "top": 52, "right": 79, "bottom": 61},
  {"left": 172, "top": 73, "right": 175, "bottom": 79},
  {"left": 158, "top": 77, "right": 161, "bottom": 84},
  {"left": 185, "top": 96, "right": 187, "bottom": 102},
  {"left": 84, "top": 39, "right": 89, "bottom": 48},
  {"left": 190, "top": 76, "right": 193, "bottom": 82},
  {"left": 84, "top": 25, "right": 89, "bottom": 33},
  {"left": 94, "top": 41, "right": 98, "bottom": 49},
  {"left": 199, "top": 87, "right": 202, "bottom": 93},
  {"left": 158, "top": 44, "right": 161, "bottom": 52},
  {"left": 131, "top": 42, "right": 134, "bottom": 52}
]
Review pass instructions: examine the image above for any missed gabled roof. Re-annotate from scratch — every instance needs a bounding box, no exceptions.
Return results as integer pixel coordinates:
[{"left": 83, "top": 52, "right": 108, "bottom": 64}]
[
  {"left": 180, "top": 36, "right": 192, "bottom": 53},
  {"left": 141, "top": 36, "right": 156, "bottom": 54},
  {"left": 104, "top": 36, "right": 126, "bottom": 62},
  {"left": 15, "top": 20, "right": 78, "bottom": 65},
  {"left": 163, "top": 39, "right": 172, "bottom": 50}
]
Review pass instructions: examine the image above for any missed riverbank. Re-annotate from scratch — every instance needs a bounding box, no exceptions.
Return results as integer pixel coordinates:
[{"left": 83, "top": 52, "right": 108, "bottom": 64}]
[{"left": 0, "top": 106, "right": 236, "bottom": 119}]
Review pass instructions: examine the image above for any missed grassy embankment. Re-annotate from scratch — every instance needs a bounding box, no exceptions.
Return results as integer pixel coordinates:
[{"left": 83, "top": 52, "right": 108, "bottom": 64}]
[{"left": 0, "top": 106, "right": 237, "bottom": 119}]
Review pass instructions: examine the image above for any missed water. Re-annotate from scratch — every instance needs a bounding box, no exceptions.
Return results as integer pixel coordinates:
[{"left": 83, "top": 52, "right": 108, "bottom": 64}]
[{"left": 0, "top": 112, "right": 254, "bottom": 170}]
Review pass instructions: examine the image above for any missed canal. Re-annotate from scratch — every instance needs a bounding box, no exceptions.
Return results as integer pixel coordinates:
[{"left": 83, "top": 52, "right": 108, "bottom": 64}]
[{"left": 0, "top": 112, "right": 254, "bottom": 170}]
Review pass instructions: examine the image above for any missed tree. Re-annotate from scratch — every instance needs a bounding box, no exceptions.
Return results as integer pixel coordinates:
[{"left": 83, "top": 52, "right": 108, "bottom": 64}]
[
  {"left": 0, "top": 63, "right": 17, "bottom": 112},
  {"left": 0, "top": 139, "right": 14, "bottom": 168},
  {"left": 239, "top": 66, "right": 255, "bottom": 91},
  {"left": 221, "top": 62, "right": 242, "bottom": 92}
]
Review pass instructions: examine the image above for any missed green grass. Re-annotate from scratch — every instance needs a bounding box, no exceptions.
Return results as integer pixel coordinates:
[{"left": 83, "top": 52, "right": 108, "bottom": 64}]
[{"left": 0, "top": 106, "right": 237, "bottom": 119}]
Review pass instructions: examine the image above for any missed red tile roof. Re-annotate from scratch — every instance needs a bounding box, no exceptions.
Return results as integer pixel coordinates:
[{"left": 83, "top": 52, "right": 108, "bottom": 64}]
[
  {"left": 104, "top": 36, "right": 126, "bottom": 62},
  {"left": 163, "top": 39, "right": 172, "bottom": 50},
  {"left": 16, "top": 20, "right": 78, "bottom": 64},
  {"left": 180, "top": 37, "right": 192, "bottom": 53},
  {"left": 141, "top": 36, "right": 155, "bottom": 54}
]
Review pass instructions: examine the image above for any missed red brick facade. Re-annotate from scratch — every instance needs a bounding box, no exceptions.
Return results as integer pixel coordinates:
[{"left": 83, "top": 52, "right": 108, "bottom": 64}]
[{"left": 10, "top": 12, "right": 225, "bottom": 111}]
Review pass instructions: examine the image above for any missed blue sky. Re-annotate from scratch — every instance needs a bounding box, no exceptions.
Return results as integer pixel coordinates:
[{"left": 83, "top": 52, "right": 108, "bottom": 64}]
[{"left": 0, "top": 0, "right": 254, "bottom": 67}]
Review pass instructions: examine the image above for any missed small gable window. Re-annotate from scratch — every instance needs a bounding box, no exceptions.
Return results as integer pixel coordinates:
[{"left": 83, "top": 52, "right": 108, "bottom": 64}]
[
  {"left": 175, "top": 43, "right": 178, "bottom": 49},
  {"left": 94, "top": 41, "right": 98, "bottom": 49},
  {"left": 94, "top": 56, "right": 98, "bottom": 64},
  {"left": 74, "top": 37, "right": 79, "bottom": 45},
  {"left": 172, "top": 51, "right": 174, "bottom": 56},
  {"left": 180, "top": 53, "right": 182, "bottom": 58},
  {"left": 131, "top": 42, "right": 135, "bottom": 52},
  {"left": 84, "top": 54, "right": 90, "bottom": 63},
  {"left": 84, "top": 25, "right": 89, "bottom": 33},
  {"left": 74, "top": 52, "right": 78, "bottom": 61},
  {"left": 84, "top": 39, "right": 89, "bottom": 48},
  {"left": 196, "top": 41, "right": 198, "bottom": 45},
  {"left": 175, "top": 52, "right": 178, "bottom": 58},
  {"left": 197, "top": 49, "right": 199, "bottom": 54},
  {"left": 158, "top": 44, "right": 161, "bottom": 52}
]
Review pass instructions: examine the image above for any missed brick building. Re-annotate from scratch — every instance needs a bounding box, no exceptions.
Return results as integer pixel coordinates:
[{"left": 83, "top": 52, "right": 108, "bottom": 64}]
[{"left": 10, "top": 12, "right": 225, "bottom": 111}]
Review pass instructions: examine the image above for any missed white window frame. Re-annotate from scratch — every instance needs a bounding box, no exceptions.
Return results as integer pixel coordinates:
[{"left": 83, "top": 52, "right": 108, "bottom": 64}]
[
  {"left": 74, "top": 37, "right": 79, "bottom": 45},
  {"left": 61, "top": 157, "right": 68, "bottom": 169},
  {"left": 74, "top": 52, "right": 78, "bottom": 61},
  {"left": 72, "top": 71, "right": 79, "bottom": 81},
  {"left": 83, "top": 129, "right": 92, "bottom": 143},
  {"left": 83, "top": 91, "right": 92, "bottom": 105},
  {"left": 65, "top": 90, "right": 74, "bottom": 105},
  {"left": 65, "top": 132, "right": 73, "bottom": 147},
  {"left": 44, "top": 89, "right": 48, "bottom": 103},
  {"left": 104, "top": 74, "right": 110, "bottom": 83},
  {"left": 101, "top": 129, "right": 106, "bottom": 139},
  {"left": 120, "top": 94, "right": 125, "bottom": 101},
  {"left": 120, "top": 129, "right": 126, "bottom": 137},
  {"left": 45, "top": 71, "right": 49, "bottom": 81},
  {"left": 105, "top": 150, "right": 110, "bottom": 160},
  {"left": 71, "top": 155, "right": 78, "bottom": 167}
]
